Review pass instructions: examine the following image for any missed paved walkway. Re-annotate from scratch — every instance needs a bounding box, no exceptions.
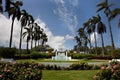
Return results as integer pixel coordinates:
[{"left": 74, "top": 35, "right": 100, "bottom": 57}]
[{"left": 40, "top": 62, "right": 109, "bottom": 67}]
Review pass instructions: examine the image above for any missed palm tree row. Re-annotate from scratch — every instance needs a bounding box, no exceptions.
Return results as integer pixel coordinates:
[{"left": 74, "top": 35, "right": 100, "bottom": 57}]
[
  {"left": 0, "top": 0, "right": 48, "bottom": 54},
  {"left": 75, "top": 0, "right": 120, "bottom": 57}
]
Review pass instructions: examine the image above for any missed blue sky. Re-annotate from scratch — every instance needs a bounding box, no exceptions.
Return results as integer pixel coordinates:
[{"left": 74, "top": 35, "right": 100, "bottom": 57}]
[{"left": 0, "top": 0, "right": 120, "bottom": 50}]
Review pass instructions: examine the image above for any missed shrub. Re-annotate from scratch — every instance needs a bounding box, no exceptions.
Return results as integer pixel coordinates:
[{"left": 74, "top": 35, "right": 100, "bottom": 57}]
[
  {"left": 30, "top": 52, "right": 47, "bottom": 59},
  {"left": 0, "top": 62, "right": 42, "bottom": 80},
  {"left": 93, "top": 62, "right": 120, "bottom": 80},
  {"left": 71, "top": 53, "right": 94, "bottom": 60},
  {"left": 0, "top": 47, "right": 17, "bottom": 58},
  {"left": 69, "top": 62, "right": 100, "bottom": 70}
]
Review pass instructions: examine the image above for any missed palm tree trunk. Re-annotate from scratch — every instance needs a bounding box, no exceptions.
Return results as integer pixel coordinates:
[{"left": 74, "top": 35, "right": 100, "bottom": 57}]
[
  {"left": 101, "top": 33, "right": 105, "bottom": 57},
  {"left": 94, "top": 32, "right": 98, "bottom": 55},
  {"left": 108, "top": 19, "right": 115, "bottom": 58},
  {"left": 9, "top": 20, "right": 15, "bottom": 48},
  {"left": 31, "top": 39, "right": 33, "bottom": 50},
  {"left": 35, "top": 40, "right": 37, "bottom": 47},
  {"left": 19, "top": 26, "right": 23, "bottom": 55},
  {"left": 108, "top": 19, "right": 115, "bottom": 50},
  {"left": 89, "top": 34, "right": 92, "bottom": 53},
  {"left": 26, "top": 40, "right": 29, "bottom": 52}
]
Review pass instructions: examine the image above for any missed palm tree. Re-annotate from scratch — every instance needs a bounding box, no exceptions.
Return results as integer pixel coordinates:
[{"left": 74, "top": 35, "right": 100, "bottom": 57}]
[
  {"left": 33, "top": 23, "right": 41, "bottom": 47},
  {"left": 97, "top": 15, "right": 106, "bottom": 57},
  {"left": 41, "top": 33, "right": 48, "bottom": 46},
  {"left": 83, "top": 21, "right": 92, "bottom": 51},
  {"left": 27, "top": 15, "right": 34, "bottom": 50},
  {"left": 19, "top": 10, "right": 29, "bottom": 54},
  {"left": 109, "top": 8, "right": 120, "bottom": 27},
  {"left": 97, "top": 0, "right": 115, "bottom": 49},
  {"left": 0, "top": 0, "right": 3, "bottom": 13},
  {"left": 77, "top": 27, "right": 89, "bottom": 53},
  {"left": 90, "top": 16, "right": 99, "bottom": 55},
  {"left": 5, "top": 0, "right": 23, "bottom": 48},
  {"left": 74, "top": 36, "right": 82, "bottom": 52},
  {"left": 23, "top": 27, "right": 33, "bottom": 53}
]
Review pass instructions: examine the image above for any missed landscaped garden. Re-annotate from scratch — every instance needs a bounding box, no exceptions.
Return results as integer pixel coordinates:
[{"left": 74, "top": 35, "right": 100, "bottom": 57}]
[{"left": 1, "top": 0, "right": 120, "bottom": 80}]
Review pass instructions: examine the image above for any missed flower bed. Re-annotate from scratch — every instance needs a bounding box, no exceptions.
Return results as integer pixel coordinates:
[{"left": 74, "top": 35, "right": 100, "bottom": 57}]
[
  {"left": 93, "top": 61, "right": 120, "bottom": 80},
  {"left": 0, "top": 62, "right": 42, "bottom": 80}
]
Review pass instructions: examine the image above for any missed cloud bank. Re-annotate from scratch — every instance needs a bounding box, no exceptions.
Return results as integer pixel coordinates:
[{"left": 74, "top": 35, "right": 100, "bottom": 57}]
[{"left": 0, "top": 14, "right": 74, "bottom": 50}]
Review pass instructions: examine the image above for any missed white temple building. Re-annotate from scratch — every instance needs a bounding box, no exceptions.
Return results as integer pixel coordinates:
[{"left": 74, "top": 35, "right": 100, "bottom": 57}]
[{"left": 52, "top": 48, "right": 71, "bottom": 61}]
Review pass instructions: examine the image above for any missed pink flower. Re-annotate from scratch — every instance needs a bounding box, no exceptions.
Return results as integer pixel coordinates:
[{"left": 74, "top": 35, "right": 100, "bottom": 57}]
[
  {"left": 38, "top": 64, "right": 42, "bottom": 67},
  {"left": 0, "top": 74, "right": 2, "bottom": 78},
  {"left": 113, "top": 65, "right": 118, "bottom": 69},
  {"left": 106, "top": 66, "right": 110, "bottom": 69},
  {"left": 4, "top": 69, "right": 10, "bottom": 73},
  {"left": 93, "top": 75, "right": 98, "bottom": 80},
  {"left": 101, "top": 66, "right": 105, "bottom": 70}
]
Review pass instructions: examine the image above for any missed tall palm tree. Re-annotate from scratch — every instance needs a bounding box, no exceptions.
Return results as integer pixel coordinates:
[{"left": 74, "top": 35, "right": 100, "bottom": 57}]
[
  {"left": 19, "top": 10, "right": 29, "bottom": 54},
  {"left": 90, "top": 16, "right": 99, "bottom": 55},
  {"left": 74, "top": 36, "right": 82, "bottom": 52},
  {"left": 41, "top": 33, "right": 48, "bottom": 46},
  {"left": 27, "top": 15, "right": 34, "bottom": 50},
  {"left": 97, "top": 15, "right": 106, "bottom": 57},
  {"left": 23, "top": 27, "right": 33, "bottom": 53},
  {"left": 97, "top": 0, "right": 115, "bottom": 49},
  {"left": 83, "top": 21, "right": 92, "bottom": 51},
  {"left": 33, "top": 23, "right": 41, "bottom": 47},
  {"left": 77, "top": 27, "right": 89, "bottom": 53},
  {"left": 5, "top": 0, "right": 23, "bottom": 48},
  {"left": 0, "top": 0, "right": 3, "bottom": 13}
]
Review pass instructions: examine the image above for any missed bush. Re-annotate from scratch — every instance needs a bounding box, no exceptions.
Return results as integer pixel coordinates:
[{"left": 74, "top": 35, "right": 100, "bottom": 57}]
[
  {"left": 0, "top": 62, "right": 42, "bottom": 80},
  {"left": 69, "top": 62, "right": 100, "bottom": 70},
  {"left": 93, "top": 62, "right": 120, "bottom": 80},
  {"left": 0, "top": 47, "right": 17, "bottom": 58},
  {"left": 71, "top": 53, "right": 94, "bottom": 60},
  {"left": 112, "top": 50, "right": 120, "bottom": 59},
  {"left": 30, "top": 52, "right": 47, "bottom": 59},
  {"left": 30, "top": 51, "right": 54, "bottom": 59}
]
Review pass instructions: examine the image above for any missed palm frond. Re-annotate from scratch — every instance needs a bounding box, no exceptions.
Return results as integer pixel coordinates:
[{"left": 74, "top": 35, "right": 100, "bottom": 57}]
[
  {"left": 97, "top": 6, "right": 105, "bottom": 12},
  {"left": 109, "top": 8, "right": 120, "bottom": 20},
  {"left": 118, "top": 18, "right": 120, "bottom": 27}
]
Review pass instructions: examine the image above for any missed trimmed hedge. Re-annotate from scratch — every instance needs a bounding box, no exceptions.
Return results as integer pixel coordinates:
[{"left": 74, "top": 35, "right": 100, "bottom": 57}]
[
  {"left": 71, "top": 54, "right": 94, "bottom": 60},
  {"left": 0, "top": 47, "right": 17, "bottom": 58}
]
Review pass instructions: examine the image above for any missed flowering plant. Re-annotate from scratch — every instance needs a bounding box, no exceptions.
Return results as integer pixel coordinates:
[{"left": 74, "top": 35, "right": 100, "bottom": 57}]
[
  {"left": 93, "top": 62, "right": 120, "bottom": 80},
  {"left": 0, "top": 62, "right": 42, "bottom": 80}
]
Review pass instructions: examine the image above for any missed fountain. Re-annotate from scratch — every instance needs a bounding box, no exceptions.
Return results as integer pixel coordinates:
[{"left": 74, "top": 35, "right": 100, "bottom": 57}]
[{"left": 52, "top": 48, "right": 71, "bottom": 61}]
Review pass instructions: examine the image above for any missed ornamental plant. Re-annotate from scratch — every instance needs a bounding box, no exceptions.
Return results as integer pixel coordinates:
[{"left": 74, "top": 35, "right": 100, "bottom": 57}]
[
  {"left": 93, "top": 61, "right": 120, "bottom": 80},
  {"left": 0, "top": 62, "right": 42, "bottom": 80}
]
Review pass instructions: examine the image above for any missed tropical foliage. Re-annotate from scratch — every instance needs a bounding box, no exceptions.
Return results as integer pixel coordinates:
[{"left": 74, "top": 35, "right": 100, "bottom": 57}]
[{"left": 0, "top": 0, "right": 48, "bottom": 55}]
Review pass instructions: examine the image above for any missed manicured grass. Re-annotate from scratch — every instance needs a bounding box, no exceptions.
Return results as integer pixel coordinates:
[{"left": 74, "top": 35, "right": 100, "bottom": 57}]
[
  {"left": 42, "top": 70, "right": 98, "bottom": 80},
  {"left": 17, "top": 59, "right": 109, "bottom": 63}
]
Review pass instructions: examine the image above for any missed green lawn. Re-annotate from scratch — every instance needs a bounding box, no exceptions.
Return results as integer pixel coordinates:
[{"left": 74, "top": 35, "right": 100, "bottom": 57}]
[
  {"left": 42, "top": 70, "right": 98, "bottom": 80},
  {"left": 17, "top": 59, "right": 109, "bottom": 63}
]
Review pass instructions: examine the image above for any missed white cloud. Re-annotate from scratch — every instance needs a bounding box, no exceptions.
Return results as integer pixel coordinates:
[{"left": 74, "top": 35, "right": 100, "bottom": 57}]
[
  {"left": 33, "top": 18, "right": 66, "bottom": 50},
  {"left": 90, "top": 32, "right": 99, "bottom": 44},
  {"left": 65, "top": 34, "right": 74, "bottom": 40},
  {"left": 0, "top": 14, "right": 74, "bottom": 50},
  {"left": 0, "top": 14, "right": 23, "bottom": 48},
  {"left": 52, "top": 0, "right": 78, "bottom": 34}
]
